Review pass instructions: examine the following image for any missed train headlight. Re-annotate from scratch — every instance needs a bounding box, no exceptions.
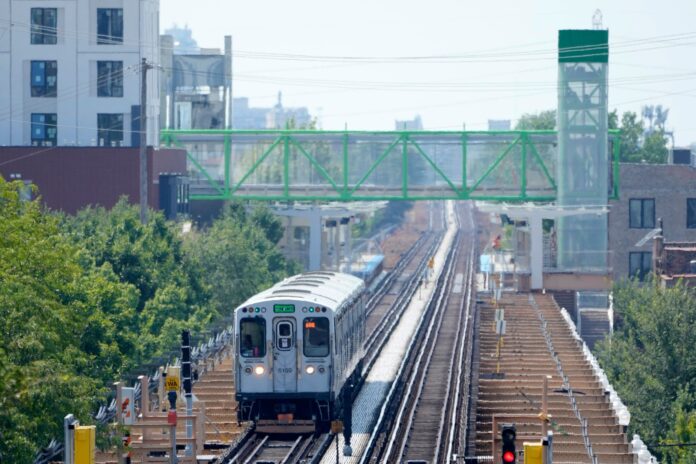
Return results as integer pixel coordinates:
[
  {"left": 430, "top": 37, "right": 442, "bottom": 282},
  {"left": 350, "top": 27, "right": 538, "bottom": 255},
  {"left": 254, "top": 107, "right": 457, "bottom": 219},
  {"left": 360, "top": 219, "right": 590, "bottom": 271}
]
[
  {"left": 254, "top": 366, "right": 265, "bottom": 375},
  {"left": 305, "top": 366, "right": 315, "bottom": 375},
  {"left": 244, "top": 367, "right": 252, "bottom": 375},
  {"left": 318, "top": 366, "right": 325, "bottom": 374}
]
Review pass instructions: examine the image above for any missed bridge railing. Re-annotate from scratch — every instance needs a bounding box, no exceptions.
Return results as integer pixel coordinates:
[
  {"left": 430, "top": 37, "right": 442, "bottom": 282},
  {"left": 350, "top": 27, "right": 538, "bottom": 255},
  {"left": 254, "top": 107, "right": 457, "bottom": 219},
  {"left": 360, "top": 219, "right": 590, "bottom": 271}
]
[{"left": 161, "top": 129, "right": 620, "bottom": 202}]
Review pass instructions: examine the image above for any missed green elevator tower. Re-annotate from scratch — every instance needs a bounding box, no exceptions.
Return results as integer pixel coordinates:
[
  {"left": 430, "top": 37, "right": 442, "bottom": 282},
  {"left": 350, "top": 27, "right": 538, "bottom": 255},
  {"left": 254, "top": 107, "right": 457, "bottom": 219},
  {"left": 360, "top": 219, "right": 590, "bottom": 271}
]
[{"left": 557, "top": 30, "right": 609, "bottom": 271}]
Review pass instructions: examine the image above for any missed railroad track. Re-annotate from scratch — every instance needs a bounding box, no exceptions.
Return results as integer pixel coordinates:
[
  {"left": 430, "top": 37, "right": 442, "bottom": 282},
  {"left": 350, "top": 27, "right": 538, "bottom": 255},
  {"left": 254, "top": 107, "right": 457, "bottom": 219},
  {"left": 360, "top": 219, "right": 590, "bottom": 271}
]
[
  {"left": 361, "top": 202, "right": 477, "bottom": 463},
  {"left": 211, "top": 204, "right": 448, "bottom": 463},
  {"left": 219, "top": 431, "right": 326, "bottom": 464}
]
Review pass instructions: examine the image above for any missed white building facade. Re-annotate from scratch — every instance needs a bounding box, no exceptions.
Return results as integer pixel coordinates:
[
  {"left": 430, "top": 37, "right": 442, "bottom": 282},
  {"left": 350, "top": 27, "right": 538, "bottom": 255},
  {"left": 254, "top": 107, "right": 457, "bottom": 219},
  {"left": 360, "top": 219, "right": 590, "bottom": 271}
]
[{"left": 0, "top": 0, "right": 160, "bottom": 147}]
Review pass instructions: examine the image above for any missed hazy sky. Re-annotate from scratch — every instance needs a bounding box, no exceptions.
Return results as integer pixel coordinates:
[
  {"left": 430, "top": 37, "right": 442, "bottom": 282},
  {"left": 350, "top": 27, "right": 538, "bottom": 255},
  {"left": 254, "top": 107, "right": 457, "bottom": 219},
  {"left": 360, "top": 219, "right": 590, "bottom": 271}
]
[{"left": 161, "top": 0, "right": 696, "bottom": 145}]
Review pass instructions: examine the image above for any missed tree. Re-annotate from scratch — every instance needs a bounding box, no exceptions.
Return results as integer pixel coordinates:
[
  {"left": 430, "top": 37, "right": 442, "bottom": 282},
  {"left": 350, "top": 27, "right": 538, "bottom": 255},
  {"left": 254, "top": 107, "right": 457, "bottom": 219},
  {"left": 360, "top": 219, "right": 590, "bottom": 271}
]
[
  {"left": 0, "top": 177, "right": 301, "bottom": 460},
  {"left": 185, "top": 202, "right": 300, "bottom": 315},
  {"left": 642, "top": 130, "right": 669, "bottom": 164},
  {"left": 596, "top": 280, "right": 696, "bottom": 457},
  {"left": 515, "top": 110, "right": 556, "bottom": 130},
  {"left": 610, "top": 107, "right": 669, "bottom": 163},
  {"left": 617, "top": 111, "right": 644, "bottom": 163},
  {"left": 0, "top": 177, "right": 104, "bottom": 461}
]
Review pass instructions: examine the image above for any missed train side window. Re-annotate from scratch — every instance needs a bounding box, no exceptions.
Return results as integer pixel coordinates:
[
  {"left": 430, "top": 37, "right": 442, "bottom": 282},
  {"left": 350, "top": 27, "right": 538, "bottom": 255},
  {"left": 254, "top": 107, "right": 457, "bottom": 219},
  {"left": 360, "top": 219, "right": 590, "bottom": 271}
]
[
  {"left": 304, "top": 317, "right": 330, "bottom": 357},
  {"left": 240, "top": 318, "right": 266, "bottom": 358}
]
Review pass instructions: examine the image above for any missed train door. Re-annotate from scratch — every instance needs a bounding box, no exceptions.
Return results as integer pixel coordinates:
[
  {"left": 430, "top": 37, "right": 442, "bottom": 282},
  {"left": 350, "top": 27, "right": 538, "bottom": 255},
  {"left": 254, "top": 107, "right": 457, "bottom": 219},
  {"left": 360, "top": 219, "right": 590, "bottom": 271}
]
[{"left": 273, "top": 318, "right": 297, "bottom": 392}]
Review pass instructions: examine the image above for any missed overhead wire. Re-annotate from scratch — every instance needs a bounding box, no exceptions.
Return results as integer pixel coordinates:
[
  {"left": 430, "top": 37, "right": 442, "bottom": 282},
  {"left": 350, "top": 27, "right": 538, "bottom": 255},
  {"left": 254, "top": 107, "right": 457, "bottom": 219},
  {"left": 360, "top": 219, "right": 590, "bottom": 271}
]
[
  {"left": 2, "top": 17, "right": 696, "bottom": 138},
  {"left": 0, "top": 65, "right": 141, "bottom": 122},
  {"left": 3, "top": 16, "right": 696, "bottom": 65}
]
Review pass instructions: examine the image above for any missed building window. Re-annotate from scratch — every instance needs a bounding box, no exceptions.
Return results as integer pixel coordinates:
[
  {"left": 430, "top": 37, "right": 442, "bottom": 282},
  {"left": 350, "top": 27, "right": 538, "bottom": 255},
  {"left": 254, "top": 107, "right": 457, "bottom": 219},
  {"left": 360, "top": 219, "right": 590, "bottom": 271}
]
[
  {"left": 31, "top": 61, "right": 58, "bottom": 97},
  {"left": 688, "top": 199, "right": 696, "bottom": 229},
  {"left": 629, "top": 251, "right": 652, "bottom": 281},
  {"left": 31, "top": 8, "right": 57, "bottom": 44},
  {"left": 97, "top": 8, "right": 123, "bottom": 44},
  {"left": 629, "top": 198, "right": 655, "bottom": 229},
  {"left": 31, "top": 113, "right": 57, "bottom": 146},
  {"left": 97, "top": 61, "right": 124, "bottom": 97},
  {"left": 97, "top": 113, "right": 124, "bottom": 146}
]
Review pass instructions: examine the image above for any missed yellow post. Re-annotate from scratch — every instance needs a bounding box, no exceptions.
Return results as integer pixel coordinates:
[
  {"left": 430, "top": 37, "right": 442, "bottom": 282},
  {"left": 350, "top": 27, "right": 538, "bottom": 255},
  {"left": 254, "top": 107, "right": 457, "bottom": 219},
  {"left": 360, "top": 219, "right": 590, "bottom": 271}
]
[
  {"left": 523, "top": 442, "right": 544, "bottom": 464},
  {"left": 74, "top": 425, "right": 95, "bottom": 464}
]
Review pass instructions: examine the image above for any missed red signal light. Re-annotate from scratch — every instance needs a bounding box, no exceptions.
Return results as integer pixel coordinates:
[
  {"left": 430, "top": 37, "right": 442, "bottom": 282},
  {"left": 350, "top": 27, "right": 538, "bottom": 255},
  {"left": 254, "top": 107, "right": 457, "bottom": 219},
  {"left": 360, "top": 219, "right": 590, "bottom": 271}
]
[{"left": 503, "top": 451, "right": 515, "bottom": 463}]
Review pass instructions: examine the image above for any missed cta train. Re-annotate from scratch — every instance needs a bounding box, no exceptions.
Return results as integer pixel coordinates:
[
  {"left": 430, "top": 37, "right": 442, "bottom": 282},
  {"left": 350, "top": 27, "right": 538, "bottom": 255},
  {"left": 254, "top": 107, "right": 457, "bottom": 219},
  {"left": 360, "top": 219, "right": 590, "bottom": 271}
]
[{"left": 234, "top": 271, "right": 365, "bottom": 441}]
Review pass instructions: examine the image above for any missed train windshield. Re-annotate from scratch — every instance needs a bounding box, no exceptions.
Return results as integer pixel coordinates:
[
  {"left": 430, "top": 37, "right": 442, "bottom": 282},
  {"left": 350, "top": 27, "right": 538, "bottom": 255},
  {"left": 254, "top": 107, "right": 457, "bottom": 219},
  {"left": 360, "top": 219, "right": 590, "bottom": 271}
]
[
  {"left": 303, "top": 317, "right": 330, "bottom": 357},
  {"left": 240, "top": 318, "right": 266, "bottom": 358}
]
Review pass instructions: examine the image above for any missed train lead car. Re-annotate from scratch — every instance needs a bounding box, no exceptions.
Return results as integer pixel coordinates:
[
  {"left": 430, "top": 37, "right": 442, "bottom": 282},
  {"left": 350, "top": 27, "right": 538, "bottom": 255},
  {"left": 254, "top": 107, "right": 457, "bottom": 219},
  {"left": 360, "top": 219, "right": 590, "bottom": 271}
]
[{"left": 234, "top": 271, "right": 365, "bottom": 436}]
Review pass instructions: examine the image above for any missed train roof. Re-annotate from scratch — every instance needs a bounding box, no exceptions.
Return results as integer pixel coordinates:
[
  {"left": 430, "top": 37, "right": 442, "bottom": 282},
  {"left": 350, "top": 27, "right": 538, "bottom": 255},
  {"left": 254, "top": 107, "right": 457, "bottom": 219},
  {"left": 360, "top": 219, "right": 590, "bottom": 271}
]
[
  {"left": 350, "top": 254, "right": 384, "bottom": 273},
  {"left": 237, "top": 271, "right": 365, "bottom": 314}
]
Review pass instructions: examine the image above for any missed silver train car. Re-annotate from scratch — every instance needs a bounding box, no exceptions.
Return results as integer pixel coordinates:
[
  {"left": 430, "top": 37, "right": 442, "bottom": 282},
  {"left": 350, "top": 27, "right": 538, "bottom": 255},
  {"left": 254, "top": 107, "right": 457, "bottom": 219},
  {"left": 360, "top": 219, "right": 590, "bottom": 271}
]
[{"left": 234, "top": 271, "right": 366, "bottom": 434}]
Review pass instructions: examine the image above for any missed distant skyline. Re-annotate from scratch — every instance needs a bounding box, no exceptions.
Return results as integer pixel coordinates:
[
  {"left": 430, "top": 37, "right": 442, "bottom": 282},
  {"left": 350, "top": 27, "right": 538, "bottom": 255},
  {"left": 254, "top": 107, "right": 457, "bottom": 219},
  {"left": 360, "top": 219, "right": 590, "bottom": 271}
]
[{"left": 161, "top": 0, "right": 696, "bottom": 145}]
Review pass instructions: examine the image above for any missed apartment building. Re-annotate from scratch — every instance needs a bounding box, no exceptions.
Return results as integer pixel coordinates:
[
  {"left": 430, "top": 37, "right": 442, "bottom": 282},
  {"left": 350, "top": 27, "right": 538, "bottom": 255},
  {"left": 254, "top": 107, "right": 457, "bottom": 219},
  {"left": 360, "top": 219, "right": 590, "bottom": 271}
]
[
  {"left": 608, "top": 158, "right": 696, "bottom": 281},
  {"left": 0, "top": 0, "right": 160, "bottom": 147}
]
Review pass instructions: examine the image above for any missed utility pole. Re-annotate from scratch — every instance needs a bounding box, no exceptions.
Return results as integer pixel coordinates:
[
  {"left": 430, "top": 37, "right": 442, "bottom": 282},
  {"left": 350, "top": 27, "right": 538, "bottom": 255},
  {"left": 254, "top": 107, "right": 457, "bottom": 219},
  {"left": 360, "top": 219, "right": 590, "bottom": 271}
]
[{"left": 140, "top": 57, "right": 153, "bottom": 225}]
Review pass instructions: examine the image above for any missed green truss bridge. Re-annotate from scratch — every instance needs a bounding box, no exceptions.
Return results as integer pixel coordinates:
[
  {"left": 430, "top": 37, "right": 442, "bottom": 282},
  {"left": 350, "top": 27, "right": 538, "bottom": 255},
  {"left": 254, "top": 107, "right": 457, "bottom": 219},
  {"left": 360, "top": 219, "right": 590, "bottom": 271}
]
[{"left": 161, "top": 129, "right": 620, "bottom": 202}]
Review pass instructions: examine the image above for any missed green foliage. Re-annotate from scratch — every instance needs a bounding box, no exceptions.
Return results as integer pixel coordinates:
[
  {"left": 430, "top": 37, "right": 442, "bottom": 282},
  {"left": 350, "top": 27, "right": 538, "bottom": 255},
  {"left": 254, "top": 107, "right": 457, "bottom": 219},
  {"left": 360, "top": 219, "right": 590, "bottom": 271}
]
[
  {"left": 596, "top": 281, "right": 696, "bottom": 459},
  {"left": 662, "top": 391, "right": 696, "bottom": 463},
  {"left": 520, "top": 107, "right": 669, "bottom": 164},
  {"left": 62, "top": 199, "right": 210, "bottom": 362},
  {"left": 185, "top": 202, "right": 300, "bottom": 315},
  {"left": 0, "top": 177, "right": 105, "bottom": 461},
  {"left": 515, "top": 110, "right": 556, "bottom": 130},
  {"left": 610, "top": 108, "right": 669, "bottom": 164},
  {"left": 0, "top": 180, "right": 298, "bottom": 461}
]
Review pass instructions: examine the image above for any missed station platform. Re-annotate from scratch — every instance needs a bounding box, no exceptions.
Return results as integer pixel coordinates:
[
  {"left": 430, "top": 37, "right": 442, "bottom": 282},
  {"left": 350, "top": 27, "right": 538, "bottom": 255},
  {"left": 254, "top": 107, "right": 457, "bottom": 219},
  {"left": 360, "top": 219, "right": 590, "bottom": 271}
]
[
  {"left": 320, "top": 201, "right": 458, "bottom": 463},
  {"left": 472, "top": 293, "right": 633, "bottom": 463}
]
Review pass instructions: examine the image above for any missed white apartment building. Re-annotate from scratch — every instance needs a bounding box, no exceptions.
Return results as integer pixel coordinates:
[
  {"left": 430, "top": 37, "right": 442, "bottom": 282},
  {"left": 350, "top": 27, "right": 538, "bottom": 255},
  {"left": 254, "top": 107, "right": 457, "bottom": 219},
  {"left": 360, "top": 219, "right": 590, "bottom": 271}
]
[{"left": 0, "top": 0, "right": 160, "bottom": 147}]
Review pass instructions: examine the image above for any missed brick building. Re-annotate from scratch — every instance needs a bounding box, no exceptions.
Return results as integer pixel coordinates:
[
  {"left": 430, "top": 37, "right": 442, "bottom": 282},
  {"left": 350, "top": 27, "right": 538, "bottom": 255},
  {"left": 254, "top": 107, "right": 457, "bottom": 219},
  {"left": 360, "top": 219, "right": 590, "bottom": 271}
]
[
  {"left": 608, "top": 161, "right": 696, "bottom": 281},
  {"left": 0, "top": 146, "right": 186, "bottom": 214}
]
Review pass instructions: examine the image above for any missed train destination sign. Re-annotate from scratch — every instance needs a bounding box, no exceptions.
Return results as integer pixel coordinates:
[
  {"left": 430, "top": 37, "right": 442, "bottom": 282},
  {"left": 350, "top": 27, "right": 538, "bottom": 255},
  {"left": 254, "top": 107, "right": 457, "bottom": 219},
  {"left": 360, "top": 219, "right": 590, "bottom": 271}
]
[{"left": 274, "top": 304, "right": 296, "bottom": 313}]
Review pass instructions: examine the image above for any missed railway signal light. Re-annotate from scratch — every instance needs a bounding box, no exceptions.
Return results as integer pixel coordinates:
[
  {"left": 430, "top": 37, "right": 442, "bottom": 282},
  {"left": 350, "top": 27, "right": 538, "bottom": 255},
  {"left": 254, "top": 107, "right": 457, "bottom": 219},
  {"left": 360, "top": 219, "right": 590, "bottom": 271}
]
[{"left": 501, "top": 424, "right": 516, "bottom": 463}]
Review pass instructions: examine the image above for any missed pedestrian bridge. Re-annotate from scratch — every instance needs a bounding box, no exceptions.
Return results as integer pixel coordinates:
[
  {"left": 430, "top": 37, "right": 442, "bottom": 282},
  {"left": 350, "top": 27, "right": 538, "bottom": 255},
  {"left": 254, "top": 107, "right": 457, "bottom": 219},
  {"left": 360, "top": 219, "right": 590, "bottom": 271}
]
[{"left": 161, "top": 129, "right": 619, "bottom": 202}]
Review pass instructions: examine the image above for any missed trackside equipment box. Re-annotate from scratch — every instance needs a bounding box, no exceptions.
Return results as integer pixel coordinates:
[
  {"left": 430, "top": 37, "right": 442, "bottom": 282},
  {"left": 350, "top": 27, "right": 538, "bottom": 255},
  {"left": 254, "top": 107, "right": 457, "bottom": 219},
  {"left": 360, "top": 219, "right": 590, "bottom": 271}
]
[
  {"left": 524, "top": 441, "right": 544, "bottom": 464},
  {"left": 75, "top": 425, "right": 96, "bottom": 464}
]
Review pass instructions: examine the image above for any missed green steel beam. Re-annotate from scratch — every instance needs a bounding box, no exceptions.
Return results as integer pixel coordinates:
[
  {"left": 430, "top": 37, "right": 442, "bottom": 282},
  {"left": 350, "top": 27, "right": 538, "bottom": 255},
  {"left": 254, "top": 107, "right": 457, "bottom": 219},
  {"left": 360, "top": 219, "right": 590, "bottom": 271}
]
[
  {"left": 160, "top": 129, "right": 621, "bottom": 203},
  {"left": 349, "top": 135, "right": 402, "bottom": 195},
  {"left": 224, "top": 134, "right": 231, "bottom": 195},
  {"left": 289, "top": 137, "right": 341, "bottom": 195},
  {"left": 402, "top": 134, "right": 408, "bottom": 198},
  {"left": 230, "top": 136, "right": 282, "bottom": 195},
  {"left": 462, "top": 132, "right": 468, "bottom": 194},
  {"left": 528, "top": 140, "right": 557, "bottom": 191},
  {"left": 168, "top": 137, "right": 225, "bottom": 196},
  {"left": 611, "top": 134, "right": 621, "bottom": 200},
  {"left": 283, "top": 135, "right": 290, "bottom": 198},
  {"left": 521, "top": 132, "right": 528, "bottom": 199},
  {"left": 342, "top": 133, "right": 349, "bottom": 198},
  {"left": 409, "top": 139, "right": 461, "bottom": 196},
  {"left": 468, "top": 136, "right": 521, "bottom": 193}
]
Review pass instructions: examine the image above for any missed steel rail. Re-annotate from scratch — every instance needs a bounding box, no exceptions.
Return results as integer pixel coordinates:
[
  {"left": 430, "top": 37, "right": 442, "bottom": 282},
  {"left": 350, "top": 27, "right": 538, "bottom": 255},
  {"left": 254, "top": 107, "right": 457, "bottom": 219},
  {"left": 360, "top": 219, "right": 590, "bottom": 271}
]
[
  {"left": 215, "top": 214, "right": 442, "bottom": 464},
  {"left": 362, "top": 231, "right": 444, "bottom": 373},
  {"left": 384, "top": 214, "right": 464, "bottom": 463},
  {"left": 446, "top": 204, "right": 477, "bottom": 461},
  {"left": 359, "top": 217, "right": 461, "bottom": 464},
  {"left": 365, "top": 231, "right": 431, "bottom": 313}
]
